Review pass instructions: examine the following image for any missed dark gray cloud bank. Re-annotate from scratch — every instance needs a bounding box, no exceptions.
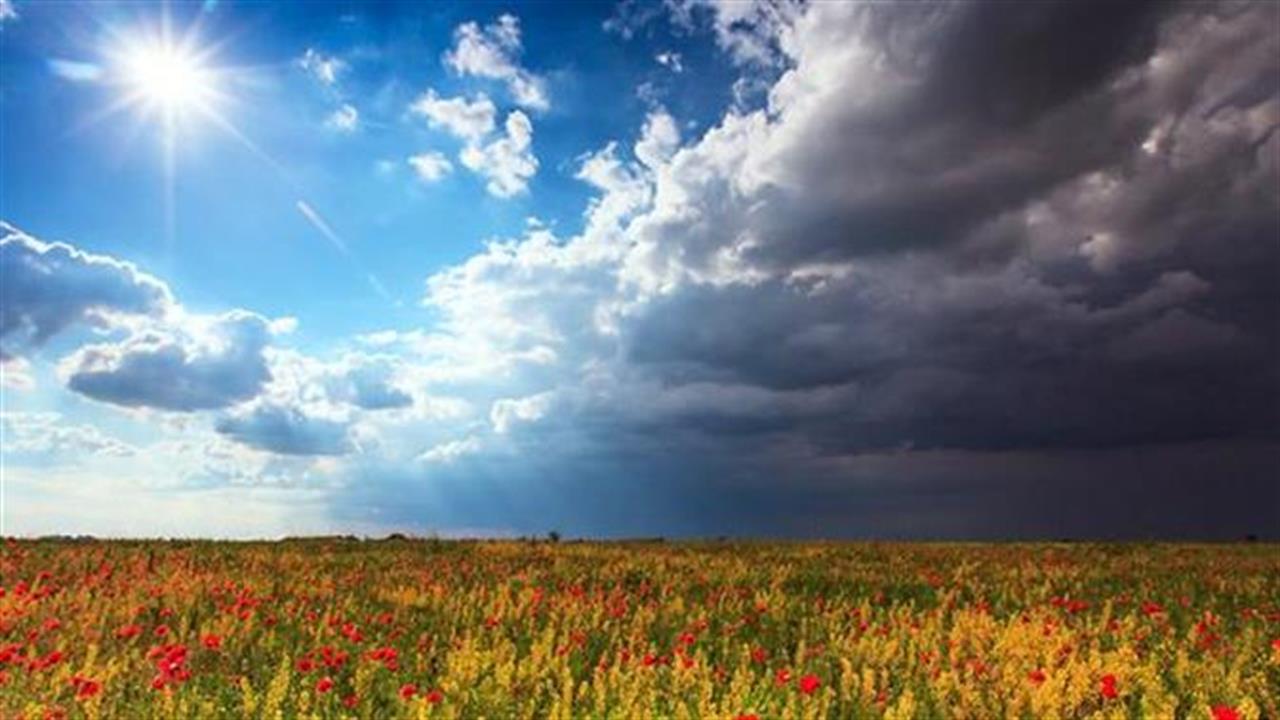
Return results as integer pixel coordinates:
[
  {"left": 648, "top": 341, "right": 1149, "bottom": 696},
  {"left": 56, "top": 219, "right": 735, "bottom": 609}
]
[{"left": 339, "top": 0, "right": 1278, "bottom": 539}]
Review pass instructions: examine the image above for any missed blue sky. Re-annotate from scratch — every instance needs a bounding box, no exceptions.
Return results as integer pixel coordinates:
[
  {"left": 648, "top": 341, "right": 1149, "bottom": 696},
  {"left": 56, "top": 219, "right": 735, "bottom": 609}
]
[
  {"left": 2, "top": 0, "right": 1277, "bottom": 539},
  {"left": 2, "top": 1, "right": 734, "bottom": 340}
]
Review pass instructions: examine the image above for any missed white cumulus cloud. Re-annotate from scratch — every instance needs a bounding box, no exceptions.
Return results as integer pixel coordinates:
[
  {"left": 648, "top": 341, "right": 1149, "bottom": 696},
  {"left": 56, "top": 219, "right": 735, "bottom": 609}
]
[
  {"left": 444, "top": 14, "right": 549, "bottom": 110},
  {"left": 418, "top": 436, "right": 482, "bottom": 463},
  {"left": 298, "top": 48, "right": 347, "bottom": 86},
  {"left": 459, "top": 110, "right": 538, "bottom": 198},
  {"left": 408, "top": 151, "right": 454, "bottom": 182},
  {"left": 410, "top": 90, "right": 497, "bottom": 142},
  {"left": 490, "top": 391, "right": 554, "bottom": 433},
  {"left": 326, "top": 103, "right": 359, "bottom": 132}
]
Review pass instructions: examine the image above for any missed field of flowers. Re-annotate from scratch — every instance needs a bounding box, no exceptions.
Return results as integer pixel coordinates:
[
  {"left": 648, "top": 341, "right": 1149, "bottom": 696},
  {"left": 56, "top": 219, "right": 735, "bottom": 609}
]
[{"left": 0, "top": 539, "right": 1276, "bottom": 719}]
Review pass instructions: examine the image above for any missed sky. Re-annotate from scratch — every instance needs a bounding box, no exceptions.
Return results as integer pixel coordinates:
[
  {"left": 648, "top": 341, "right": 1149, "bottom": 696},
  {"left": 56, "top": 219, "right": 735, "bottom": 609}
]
[{"left": 1, "top": 0, "right": 1277, "bottom": 540}]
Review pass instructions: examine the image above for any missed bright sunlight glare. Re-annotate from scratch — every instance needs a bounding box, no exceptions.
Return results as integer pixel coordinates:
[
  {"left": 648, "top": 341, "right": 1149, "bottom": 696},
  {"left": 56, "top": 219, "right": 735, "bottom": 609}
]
[
  {"left": 121, "top": 41, "right": 215, "bottom": 114},
  {"left": 93, "top": 22, "right": 239, "bottom": 253}
]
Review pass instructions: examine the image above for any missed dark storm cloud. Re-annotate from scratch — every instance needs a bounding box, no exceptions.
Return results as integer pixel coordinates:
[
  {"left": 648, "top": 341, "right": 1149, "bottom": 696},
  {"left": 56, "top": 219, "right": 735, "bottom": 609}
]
[
  {"left": 739, "top": 1, "right": 1260, "bottom": 269},
  {"left": 324, "top": 0, "right": 1280, "bottom": 541},
  {"left": 0, "top": 222, "right": 171, "bottom": 354},
  {"left": 623, "top": 265, "right": 1275, "bottom": 451},
  {"left": 618, "top": 0, "right": 1279, "bottom": 453},
  {"left": 899, "top": 0, "right": 1170, "bottom": 128}
]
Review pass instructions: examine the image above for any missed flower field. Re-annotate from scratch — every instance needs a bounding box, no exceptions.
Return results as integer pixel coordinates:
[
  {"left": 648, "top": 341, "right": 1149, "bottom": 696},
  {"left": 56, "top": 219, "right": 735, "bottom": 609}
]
[{"left": 1, "top": 539, "right": 1276, "bottom": 719}]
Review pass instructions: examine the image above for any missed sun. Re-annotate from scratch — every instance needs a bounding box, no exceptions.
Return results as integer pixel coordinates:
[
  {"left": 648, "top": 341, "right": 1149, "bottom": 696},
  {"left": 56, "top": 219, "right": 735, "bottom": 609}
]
[
  {"left": 94, "top": 17, "right": 229, "bottom": 137},
  {"left": 122, "top": 42, "right": 214, "bottom": 114},
  {"left": 87, "top": 19, "right": 240, "bottom": 248},
  {"left": 116, "top": 37, "right": 220, "bottom": 121}
]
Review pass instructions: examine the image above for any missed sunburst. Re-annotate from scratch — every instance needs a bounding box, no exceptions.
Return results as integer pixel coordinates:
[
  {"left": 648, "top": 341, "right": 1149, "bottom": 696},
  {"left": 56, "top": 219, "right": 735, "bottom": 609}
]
[{"left": 119, "top": 39, "right": 218, "bottom": 118}]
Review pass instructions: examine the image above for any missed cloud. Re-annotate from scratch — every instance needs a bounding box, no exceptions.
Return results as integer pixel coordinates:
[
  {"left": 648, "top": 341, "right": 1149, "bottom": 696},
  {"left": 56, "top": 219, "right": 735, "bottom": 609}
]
[
  {"left": 1, "top": 355, "right": 34, "bottom": 390},
  {"left": 48, "top": 59, "right": 103, "bottom": 82},
  {"left": 408, "top": 151, "right": 453, "bottom": 182},
  {"left": 326, "top": 103, "right": 359, "bottom": 132},
  {"left": 61, "top": 310, "right": 275, "bottom": 412},
  {"left": 654, "top": 51, "right": 684, "bottom": 73},
  {"left": 206, "top": 344, "right": 463, "bottom": 461},
  {"left": 417, "top": 435, "right": 481, "bottom": 463},
  {"left": 1108, "top": 308, "right": 1242, "bottom": 363},
  {"left": 633, "top": 109, "right": 680, "bottom": 169},
  {"left": 1, "top": 412, "right": 136, "bottom": 460},
  {"left": 298, "top": 48, "right": 346, "bottom": 86},
  {"left": 399, "top": 0, "right": 1278, "bottom": 471},
  {"left": 459, "top": 110, "right": 538, "bottom": 197},
  {"left": 444, "top": 14, "right": 549, "bottom": 110},
  {"left": 412, "top": 20, "right": 548, "bottom": 199},
  {"left": 187, "top": 347, "right": 427, "bottom": 457},
  {"left": 325, "top": 355, "right": 414, "bottom": 410},
  {"left": 0, "top": 0, "right": 16, "bottom": 23},
  {"left": 214, "top": 402, "right": 354, "bottom": 456},
  {"left": 409, "top": 91, "right": 537, "bottom": 197},
  {"left": 1, "top": 222, "right": 172, "bottom": 354},
  {"left": 318, "top": 0, "right": 1278, "bottom": 541},
  {"left": 490, "top": 391, "right": 553, "bottom": 433},
  {"left": 576, "top": 143, "right": 651, "bottom": 233},
  {"left": 622, "top": 0, "right": 795, "bottom": 68},
  {"left": 410, "top": 90, "right": 496, "bottom": 143},
  {"left": 604, "top": 0, "right": 683, "bottom": 41}
]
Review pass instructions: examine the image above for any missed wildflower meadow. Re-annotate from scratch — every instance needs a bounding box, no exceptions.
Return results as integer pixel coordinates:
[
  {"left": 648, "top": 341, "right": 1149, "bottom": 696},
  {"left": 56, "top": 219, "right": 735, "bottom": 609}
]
[{"left": 0, "top": 539, "right": 1276, "bottom": 719}]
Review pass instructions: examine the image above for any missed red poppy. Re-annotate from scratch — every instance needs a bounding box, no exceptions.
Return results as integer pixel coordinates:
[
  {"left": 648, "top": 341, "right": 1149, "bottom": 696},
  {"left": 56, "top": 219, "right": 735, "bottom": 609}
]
[
  {"left": 1099, "top": 674, "right": 1118, "bottom": 700},
  {"left": 202, "top": 634, "right": 222, "bottom": 650},
  {"left": 115, "top": 624, "right": 142, "bottom": 640},
  {"left": 315, "top": 676, "right": 334, "bottom": 694},
  {"left": 399, "top": 683, "right": 417, "bottom": 700},
  {"left": 750, "top": 647, "right": 767, "bottom": 664},
  {"left": 148, "top": 644, "right": 190, "bottom": 685},
  {"left": 342, "top": 694, "right": 359, "bottom": 709},
  {"left": 735, "top": 715, "right": 760, "bottom": 720},
  {"left": 425, "top": 689, "right": 444, "bottom": 704},
  {"left": 35, "top": 650, "right": 64, "bottom": 670},
  {"left": 70, "top": 676, "right": 101, "bottom": 700},
  {"left": 319, "top": 646, "right": 349, "bottom": 669},
  {"left": 798, "top": 674, "right": 821, "bottom": 695},
  {"left": 775, "top": 668, "right": 792, "bottom": 686},
  {"left": 1212, "top": 707, "right": 1241, "bottom": 720},
  {"left": 1027, "top": 669, "right": 1046, "bottom": 685},
  {"left": 368, "top": 646, "right": 399, "bottom": 668}
]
